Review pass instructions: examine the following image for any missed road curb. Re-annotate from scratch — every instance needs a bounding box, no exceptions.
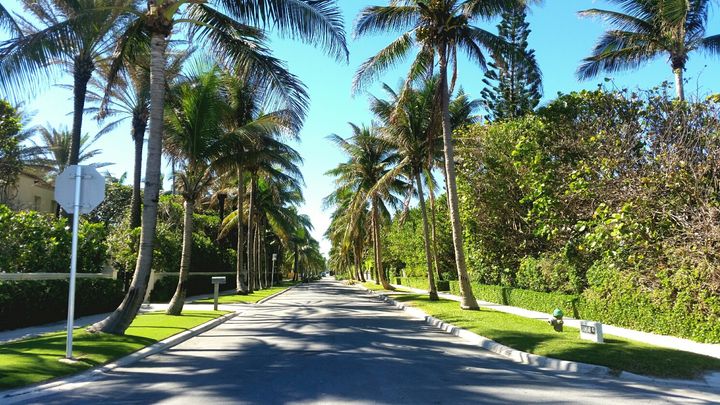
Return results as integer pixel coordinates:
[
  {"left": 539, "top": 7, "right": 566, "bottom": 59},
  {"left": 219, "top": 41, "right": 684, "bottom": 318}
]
[
  {"left": 0, "top": 310, "right": 240, "bottom": 404},
  {"left": 355, "top": 284, "right": 719, "bottom": 390}
]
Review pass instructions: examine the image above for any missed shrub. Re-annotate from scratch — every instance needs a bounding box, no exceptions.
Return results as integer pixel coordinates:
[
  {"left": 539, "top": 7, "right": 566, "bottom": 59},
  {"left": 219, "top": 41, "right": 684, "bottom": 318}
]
[
  {"left": 0, "top": 279, "right": 124, "bottom": 331},
  {"left": 0, "top": 205, "right": 107, "bottom": 274},
  {"left": 515, "top": 252, "right": 581, "bottom": 294}
]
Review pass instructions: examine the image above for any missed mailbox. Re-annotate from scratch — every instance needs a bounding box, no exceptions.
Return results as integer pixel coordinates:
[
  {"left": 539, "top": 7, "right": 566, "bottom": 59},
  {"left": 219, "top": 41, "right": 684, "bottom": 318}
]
[{"left": 211, "top": 276, "right": 226, "bottom": 310}]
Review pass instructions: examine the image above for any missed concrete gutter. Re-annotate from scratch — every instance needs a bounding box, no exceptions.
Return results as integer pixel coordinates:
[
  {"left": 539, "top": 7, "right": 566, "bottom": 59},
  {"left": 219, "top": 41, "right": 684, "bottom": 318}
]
[
  {"left": 0, "top": 310, "right": 240, "bottom": 404},
  {"left": 356, "top": 284, "right": 720, "bottom": 391}
]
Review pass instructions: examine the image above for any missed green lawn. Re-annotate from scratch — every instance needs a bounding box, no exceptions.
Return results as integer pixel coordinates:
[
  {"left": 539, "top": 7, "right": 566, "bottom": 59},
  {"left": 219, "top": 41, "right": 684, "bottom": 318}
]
[
  {"left": 362, "top": 281, "right": 387, "bottom": 292},
  {"left": 0, "top": 310, "right": 228, "bottom": 390},
  {"left": 192, "top": 281, "right": 298, "bottom": 304},
  {"left": 390, "top": 294, "right": 720, "bottom": 379},
  {"left": 362, "top": 282, "right": 410, "bottom": 293}
]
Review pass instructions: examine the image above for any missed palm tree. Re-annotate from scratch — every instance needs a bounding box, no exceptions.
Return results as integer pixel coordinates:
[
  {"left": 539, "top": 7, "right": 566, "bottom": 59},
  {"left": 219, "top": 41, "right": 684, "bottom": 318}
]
[
  {"left": 163, "top": 64, "right": 225, "bottom": 315},
  {"left": 88, "top": 46, "right": 190, "bottom": 229},
  {"left": 254, "top": 181, "right": 305, "bottom": 285},
  {"left": 578, "top": 0, "right": 720, "bottom": 101},
  {"left": 36, "top": 125, "right": 112, "bottom": 177},
  {"left": 353, "top": 0, "right": 523, "bottom": 309},
  {"left": 326, "top": 124, "right": 403, "bottom": 290},
  {"left": 90, "top": 0, "right": 346, "bottom": 335},
  {"left": 243, "top": 132, "right": 304, "bottom": 291},
  {"left": 0, "top": 0, "right": 133, "bottom": 166},
  {"left": 371, "top": 79, "right": 441, "bottom": 300},
  {"left": 325, "top": 188, "right": 369, "bottom": 282},
  {"left": 213, "top": 73, "right": 304, "bottom": 294}
]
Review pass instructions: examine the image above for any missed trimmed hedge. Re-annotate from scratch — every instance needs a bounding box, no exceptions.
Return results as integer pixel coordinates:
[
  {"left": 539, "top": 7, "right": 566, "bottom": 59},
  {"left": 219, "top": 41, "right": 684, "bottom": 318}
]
[
  {"left": 395, "top": 277, "right": 433, "bottom": 291},
  {"left": 0, "top": 205, "right": 108, "bottom": 274},
  {"left": 405, "top": 277, "right": 720, "bottom": 343},
  {"left": 447, "top": 281, "right": 580, "bottom": 318},
  {"left": 149, "top": 274, "right": 237, "bottom": 303},
  {"left": 0, "top": 279, "right": 124, "bottom": 331}
]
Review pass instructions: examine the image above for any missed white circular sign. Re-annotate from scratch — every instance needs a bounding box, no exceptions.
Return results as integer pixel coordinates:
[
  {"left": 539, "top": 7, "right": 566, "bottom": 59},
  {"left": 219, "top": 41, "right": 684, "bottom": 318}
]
[{"left": 54, "top": 165, "right": 106, "bottom": 214}]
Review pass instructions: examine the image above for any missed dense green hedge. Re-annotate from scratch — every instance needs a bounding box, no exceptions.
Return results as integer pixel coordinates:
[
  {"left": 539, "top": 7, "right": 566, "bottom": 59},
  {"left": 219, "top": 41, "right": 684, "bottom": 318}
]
[
  {"left": 447, "top": 281, "right": 580, "bottom": 318},
  {"left": 0, "top": 279, "right": 124, "bottom": 331},
  {"left": 394, "top": 277, "right": 433, "bottom": 291},
  {"left": 403, "top": 277, "right": 720, "bottom": 343},
  {"left": 107, "top": 197, "right": 235, "bottom": 276},
  {"left": 149, "top": 274, "right": 237, "bottom": 303},
  {"left": 0, "top": 205, "right": 108, "bottom": 274}
]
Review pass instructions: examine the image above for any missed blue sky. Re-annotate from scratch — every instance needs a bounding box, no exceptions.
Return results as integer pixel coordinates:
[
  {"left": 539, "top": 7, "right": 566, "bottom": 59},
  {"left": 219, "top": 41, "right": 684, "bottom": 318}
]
[{"left": 2, "top": 1, "right": 719, "bottom": 255}]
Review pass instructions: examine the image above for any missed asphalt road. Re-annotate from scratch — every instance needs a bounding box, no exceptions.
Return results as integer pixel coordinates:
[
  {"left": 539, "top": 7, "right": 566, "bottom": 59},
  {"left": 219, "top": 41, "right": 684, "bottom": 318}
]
[{"left": 19, "top": 280, "right": 720, "bottom": 404}]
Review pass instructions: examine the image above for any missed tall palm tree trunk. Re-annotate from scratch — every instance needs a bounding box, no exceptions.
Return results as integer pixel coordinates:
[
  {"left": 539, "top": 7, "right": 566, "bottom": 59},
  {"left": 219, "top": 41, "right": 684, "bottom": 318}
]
[
  {"left": 255, "top": 224, "right": 262, "bottom": 289},
  {"left": 236, "top": 168, "right": 248, "bottom": 294},
  {"left": 166, "top": 198, "right": 194, "bottom": 315},
  {"left": 129, "top": 118, "right": 147, "bottom": 229},
  {"left": 416, "top": 171, "right": 438, "bottom": 300},
  {"left": 293, "top": 245, "right": 299, "bottom": 281},
  {"left": 438, "top": 43, "right": 478, "bottom": 310},
  {"left": 255, "top": 222, "right": 261, "bottom": 289},
  {"left": 372, "top": 200, "right": 392, "bottom": 290},
  {"left": 89, "top": 33, "right": 168, "bottom": 334},
  {"left": 247, "top": 176, "right": 256, "bottom": 293},
  {"left": 673, "top": 65, "right": 685, "bottom": 101},
  {"left": 69, "top": 56, "right": 93, "bottom": 165},
  {"left": 355, "top": 244, "right": 365, "bottom": 282},
  {"left": 427, "top": 174, "right": 442, "bottom": 282}
]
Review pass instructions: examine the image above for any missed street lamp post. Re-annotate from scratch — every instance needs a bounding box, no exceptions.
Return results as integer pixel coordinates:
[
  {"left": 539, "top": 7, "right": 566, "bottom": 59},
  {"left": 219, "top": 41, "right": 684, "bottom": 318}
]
[{"left": 271, "top": 253, "right": 277, "bottom": 287}]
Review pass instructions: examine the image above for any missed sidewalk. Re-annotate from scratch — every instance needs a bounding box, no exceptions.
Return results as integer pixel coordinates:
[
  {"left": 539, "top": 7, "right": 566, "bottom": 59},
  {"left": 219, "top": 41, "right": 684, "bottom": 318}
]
[
  {"left": 0, "top": 290, "right": 242, "bottom": 344},
  {"left": 389, "top": 283, "right": 720, "bottom": 360}
]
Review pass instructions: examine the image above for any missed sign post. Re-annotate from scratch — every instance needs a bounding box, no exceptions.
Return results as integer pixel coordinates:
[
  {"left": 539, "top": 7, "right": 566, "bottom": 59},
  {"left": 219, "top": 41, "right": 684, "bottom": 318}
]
[{"left": 55, "top": 165, "right": 105, "bottom": 360}]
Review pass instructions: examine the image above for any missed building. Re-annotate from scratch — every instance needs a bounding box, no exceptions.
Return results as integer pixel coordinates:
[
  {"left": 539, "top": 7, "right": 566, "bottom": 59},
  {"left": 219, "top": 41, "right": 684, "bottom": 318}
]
[{"left": 7, "top": 171, "right": 57, "bottom": 213}]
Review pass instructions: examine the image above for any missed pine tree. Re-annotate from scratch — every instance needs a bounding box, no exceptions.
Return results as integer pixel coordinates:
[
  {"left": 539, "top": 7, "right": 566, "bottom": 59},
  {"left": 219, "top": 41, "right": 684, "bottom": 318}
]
[{"left": 480, "top": 7, "right": 542, "bottom": 122}]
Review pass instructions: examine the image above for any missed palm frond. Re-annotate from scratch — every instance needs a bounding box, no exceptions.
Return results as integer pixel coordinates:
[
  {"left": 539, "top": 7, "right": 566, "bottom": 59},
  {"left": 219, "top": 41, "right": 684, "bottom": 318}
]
[
  {"left": 353, "top": 5, "right": 418, "bottom": 38},
  {"left": 214, "top": 0, "right": 348, "bottom": 61},
  {"left": 353, "top": 31, "right": 416, "bottom": 94}
]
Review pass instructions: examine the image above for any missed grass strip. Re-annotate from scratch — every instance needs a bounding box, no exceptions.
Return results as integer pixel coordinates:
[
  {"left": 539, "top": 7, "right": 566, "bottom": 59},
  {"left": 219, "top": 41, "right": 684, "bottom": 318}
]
[
  {"left": 390, "top": 294, "right": 720, "bottom": 379},
  {"left": 0, "top": 310, "right": 229, "bottom": 390},
  {"left": 362, "top": 282, "right": 388, "bottom": 292},
  {"left": 192, "top": 281, "right": 298, "bottom": 304},
  {"left": 362, "top": 282, "right": 410, "bottom": 293}
]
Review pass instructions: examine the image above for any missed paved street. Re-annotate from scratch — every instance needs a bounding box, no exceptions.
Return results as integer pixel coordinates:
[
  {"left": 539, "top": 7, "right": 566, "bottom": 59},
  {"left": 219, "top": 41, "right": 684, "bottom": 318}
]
[{"left": 18, "top": 280, "right": 720, "bottom": 404}]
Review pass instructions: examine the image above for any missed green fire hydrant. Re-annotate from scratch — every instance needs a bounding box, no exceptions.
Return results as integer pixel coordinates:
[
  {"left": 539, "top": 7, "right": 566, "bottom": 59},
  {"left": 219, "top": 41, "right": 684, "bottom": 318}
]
[{"left": 548, "top": 308, "right": 564, "bottom": 332}]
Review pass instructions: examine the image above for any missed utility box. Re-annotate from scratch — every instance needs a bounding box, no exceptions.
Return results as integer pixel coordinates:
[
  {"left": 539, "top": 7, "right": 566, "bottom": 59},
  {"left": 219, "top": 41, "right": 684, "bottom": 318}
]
[{"left": 580, "top": 321, "right": 604, "bottom": 343}]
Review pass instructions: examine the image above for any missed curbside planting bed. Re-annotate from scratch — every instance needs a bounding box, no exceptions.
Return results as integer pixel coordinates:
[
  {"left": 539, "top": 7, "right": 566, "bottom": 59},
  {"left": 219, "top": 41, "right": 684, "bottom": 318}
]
[{"left": 356, "top": 283, "right": 720, "bottom": 387}]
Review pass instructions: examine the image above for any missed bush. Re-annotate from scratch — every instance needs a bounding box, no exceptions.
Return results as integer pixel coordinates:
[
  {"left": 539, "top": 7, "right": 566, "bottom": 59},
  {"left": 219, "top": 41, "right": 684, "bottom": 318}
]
[
  {"left": 0, "top": 205, "right": 107, "bottom": 274},
  {"left": 515, "top": 252, "right": 581, "bottom": 294},
  {"left": 447, "top": 88, "right": 720, "bottom": 343},
  {"left": 107, "top": 197, "right": 234, "bottom": 276},
  {"left": 0, "top": 279, "right": 124, "bottom": 331}
]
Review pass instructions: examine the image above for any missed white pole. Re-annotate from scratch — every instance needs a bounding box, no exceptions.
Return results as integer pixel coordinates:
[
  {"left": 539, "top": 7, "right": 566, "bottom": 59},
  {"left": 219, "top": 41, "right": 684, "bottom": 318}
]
[{"left": 66, "top": 165, "right": 82, "bottom": 359}]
